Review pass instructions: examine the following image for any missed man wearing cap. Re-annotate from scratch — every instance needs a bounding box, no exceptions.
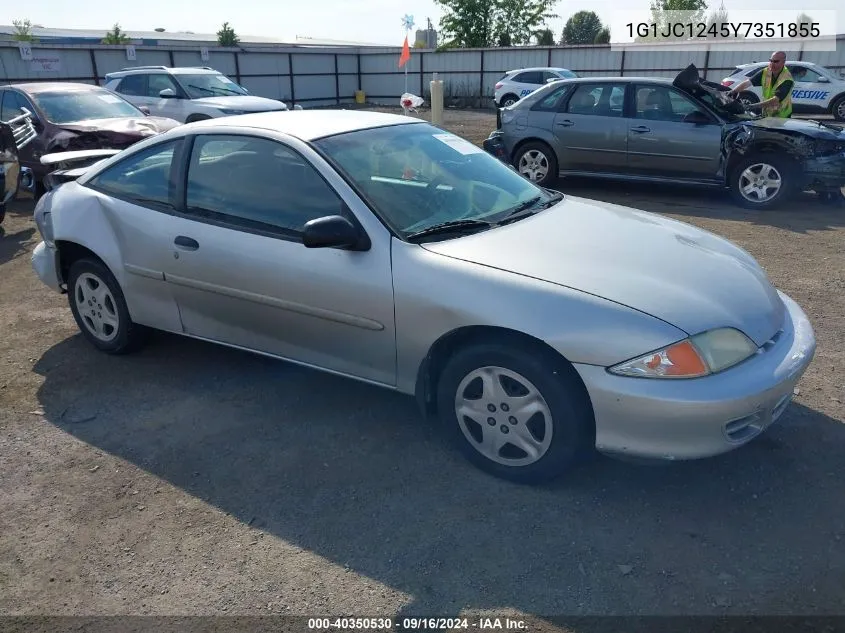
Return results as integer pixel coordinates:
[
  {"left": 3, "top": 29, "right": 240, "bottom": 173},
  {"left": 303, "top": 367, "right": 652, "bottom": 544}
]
[{"left": 729, "top": 51, "right": 794, "bottom": 117}]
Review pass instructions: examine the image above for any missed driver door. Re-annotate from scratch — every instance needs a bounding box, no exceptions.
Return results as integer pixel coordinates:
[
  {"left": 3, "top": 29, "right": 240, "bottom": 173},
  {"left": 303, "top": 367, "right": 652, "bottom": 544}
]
[{"left": 1, "top": 119, "right": 21, "bottom": 208}]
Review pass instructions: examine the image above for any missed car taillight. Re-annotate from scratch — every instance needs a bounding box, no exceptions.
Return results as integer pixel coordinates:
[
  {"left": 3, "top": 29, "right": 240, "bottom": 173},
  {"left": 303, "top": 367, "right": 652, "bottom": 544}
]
[
  {"left": 495, "top": 82, "right": 503, "bottom": 89},
  {"left": 722, "top": 80, "right": 735, "bottom": 86}
]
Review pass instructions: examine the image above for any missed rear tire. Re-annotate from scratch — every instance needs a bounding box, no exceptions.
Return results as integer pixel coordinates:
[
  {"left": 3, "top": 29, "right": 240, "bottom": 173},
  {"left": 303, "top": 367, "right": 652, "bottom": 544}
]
[
  {"left": 513, "top": 141, "right": 558, "bottom": 187},
  {"left": 729, "top": 153, "right": 799, "bottom": 210},
  {"left": 67, "top": 258, "right": 148, "bottom": 355},
  {"left": 831, "top": 95, "right": 845, "bottom": 122},
  {"left": 435, "top": 341, "right": 595, "bottom": 484},
  {"left": 500, "top": 94, "right": 519, "bottom": 108},
  {"left": 738, "top": 91, "right": 759, "bottom": 108}
]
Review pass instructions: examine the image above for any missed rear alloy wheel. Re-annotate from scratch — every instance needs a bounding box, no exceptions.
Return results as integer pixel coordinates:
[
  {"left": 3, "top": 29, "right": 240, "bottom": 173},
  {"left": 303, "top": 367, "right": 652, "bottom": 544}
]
[
  {"left": 514, "top": 142, "right": 558, "bottom": 187},
  {"left": 831, "top": 95, "right": 845, "bottom": 122},
  {"left": 67, "top": 258, "right": 148, "bottom": 354},
  {"left": 729, "top": 154, "right": 797, "bottom": 210},
  {"left": 436, "top": 342, "right": 594, "bottom": 484},
  {"left": 500, "top": 94, "right": 519, "bottom": 108},
  {"left": 738, "top": 91, "right": 759, "bottom": 108}
]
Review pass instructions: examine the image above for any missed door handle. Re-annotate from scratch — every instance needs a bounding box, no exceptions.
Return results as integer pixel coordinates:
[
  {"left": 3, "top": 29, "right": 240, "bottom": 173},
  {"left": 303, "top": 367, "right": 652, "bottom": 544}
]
[
  {"left": 630, "top": 125, "right": 651, "bottom": 133},
  {"left": 174, "top": 235, "right": 199, "bottom": 250},
  {"left": 556, "top": 120, "right": 574, "bottom": 127}
]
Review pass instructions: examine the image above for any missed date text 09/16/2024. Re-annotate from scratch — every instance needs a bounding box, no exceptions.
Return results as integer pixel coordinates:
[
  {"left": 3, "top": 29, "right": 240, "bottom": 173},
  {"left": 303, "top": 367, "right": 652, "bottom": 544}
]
[
  {"left": 307, "top": 618, "right": 527, "bottom": 630},
  {"left": 626, "top": 21, "right": 821, "bottom": 39}
]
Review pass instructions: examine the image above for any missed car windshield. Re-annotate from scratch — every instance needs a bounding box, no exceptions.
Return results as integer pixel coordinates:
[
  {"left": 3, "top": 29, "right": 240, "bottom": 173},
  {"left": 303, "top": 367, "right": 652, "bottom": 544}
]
[
  {"left": 313, "top": 122, "right": 562, "bottom": 239},
  {"left": 30, "top": 89, "right": 143, "bottom": 124},
  {"left": 176, "top": 73, "right": 248, "bottom": 98},
  {"left": 559, "top": 70, "right": 578, "bottom": 78}
]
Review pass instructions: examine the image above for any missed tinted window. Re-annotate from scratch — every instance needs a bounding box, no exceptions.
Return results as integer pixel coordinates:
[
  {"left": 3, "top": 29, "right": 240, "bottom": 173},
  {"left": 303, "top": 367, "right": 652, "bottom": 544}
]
[
  {"left": 564, "top": 83, "right": 625, "bottom": 117},
  {"left": 0, "top": 91, "right": 33, "bottom": 121},
  {"left": 87, "top": 139, "right": 182, "bottom": 209},
  {"left": 30, "top": 88, "right": 142, "bottom": 124},
  {"left": 174, "top": 74, "right": 248, "bottom": 99},
  {"left": 117, "top": 75, "right": 146, "bottom": 96},
  {"left": 147, "top": 74, "right": 180, "bottom": 97},
  {"left": 532, "top": 84, "right": 570, "bottom": 111},
  {"left": 185, "top": 135, "right": 344, "bottom": 235},
  {"left": 514, "top": 71, "right": 543, "bottom": 85},
  {"left": 634, "top": 85, "right": 701, "bottom": 122}
]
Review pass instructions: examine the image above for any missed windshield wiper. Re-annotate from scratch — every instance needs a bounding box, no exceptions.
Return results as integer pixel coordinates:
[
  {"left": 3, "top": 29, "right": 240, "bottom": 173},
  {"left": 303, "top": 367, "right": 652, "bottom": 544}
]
[
  {"left": 496, "top": 192, "right": 563, "bottom": 225},
  {"left": 405, "top": 219, "right": 493, "bottom": 242}
]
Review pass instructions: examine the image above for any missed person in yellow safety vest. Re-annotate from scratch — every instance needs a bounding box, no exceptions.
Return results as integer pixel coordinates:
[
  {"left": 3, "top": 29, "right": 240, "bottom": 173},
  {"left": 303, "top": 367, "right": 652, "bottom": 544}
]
[{"left": 728, "top": 51, "right": 794, "bottom": 118}]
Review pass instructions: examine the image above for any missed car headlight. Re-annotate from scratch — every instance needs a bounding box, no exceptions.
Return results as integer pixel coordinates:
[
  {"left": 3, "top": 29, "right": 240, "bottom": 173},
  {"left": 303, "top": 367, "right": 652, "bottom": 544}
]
[
  {"left": 608, "top": 327, "right": 758, "bottom": 379},
  {"left": 218, "top": 109, "right": 245, "bottom": 115}
]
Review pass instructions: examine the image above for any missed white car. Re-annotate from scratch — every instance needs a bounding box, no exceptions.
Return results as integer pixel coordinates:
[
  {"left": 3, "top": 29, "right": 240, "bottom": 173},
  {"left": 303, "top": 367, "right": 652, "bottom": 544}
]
[
  {"left": 494, "top": 67, "right": 578, "bottom": 108},
  {"left": 103, "top": 66, "right": 290, "bottom": 123},
  {"left": 721, "top": 60, "right": 845, "bottom": 121}
]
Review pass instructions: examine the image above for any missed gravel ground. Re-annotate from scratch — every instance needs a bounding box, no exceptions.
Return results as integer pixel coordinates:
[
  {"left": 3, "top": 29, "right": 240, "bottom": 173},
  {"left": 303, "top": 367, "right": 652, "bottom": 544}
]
[{"left": 1, "top": 107, "right": 844, "bottom": 626}]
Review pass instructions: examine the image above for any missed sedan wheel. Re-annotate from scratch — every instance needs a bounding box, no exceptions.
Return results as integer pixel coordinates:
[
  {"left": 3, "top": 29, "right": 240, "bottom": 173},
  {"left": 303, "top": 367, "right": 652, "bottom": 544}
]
[
  {"left": 67, "top": 258, "right": 148, "bottom": 354},
  {"left": 454, "top": 366, "right": 554, "bottom": 467},
  {"left": 435, "top": 341, "right": 594, "bottom": 483},
  {"left": 74, "top": 272, "right": 120, "bottom": 344},
  {"left": 513, "top": 142, "right": 558, "bottom": 187},
  {"left": 729, "top": 155, "right": 796, "bottom": 210}
]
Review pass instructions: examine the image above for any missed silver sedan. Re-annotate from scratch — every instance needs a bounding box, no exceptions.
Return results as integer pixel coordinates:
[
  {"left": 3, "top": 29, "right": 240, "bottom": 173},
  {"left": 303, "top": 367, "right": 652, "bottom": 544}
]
[{"left": 30, "top": 110, "right": 816, "bottom": 483}]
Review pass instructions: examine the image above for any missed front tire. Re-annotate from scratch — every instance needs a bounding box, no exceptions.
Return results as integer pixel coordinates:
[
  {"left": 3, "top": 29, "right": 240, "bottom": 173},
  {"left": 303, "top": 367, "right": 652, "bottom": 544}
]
[
  {"left": 513, "top": 141, "right": 558, "bottom": 187},
  {"left": 435, "top": 342, "right": 594, "bottom": 484},
  {"left": 729, "top": 153, "right": 798, "bottom": 210},
  {"left": 67, "top": 258, "right": 148, "bottom": 354}
]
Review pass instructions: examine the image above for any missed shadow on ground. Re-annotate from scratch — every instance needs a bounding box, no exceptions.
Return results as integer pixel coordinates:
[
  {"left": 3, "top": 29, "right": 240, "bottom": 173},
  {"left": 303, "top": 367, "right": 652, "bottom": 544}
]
[
  {"left": 31, "top": 331, "right": 845, "bottom": 617},
  {"left": 552, "top": 177, "right": 845, "bottom": 235}
]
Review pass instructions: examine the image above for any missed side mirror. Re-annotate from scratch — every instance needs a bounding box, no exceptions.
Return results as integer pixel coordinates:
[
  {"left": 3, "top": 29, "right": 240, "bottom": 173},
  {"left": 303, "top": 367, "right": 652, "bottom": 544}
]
[
  {"left": 0, "top": 122, "right": 21, "bottom": 205},
  {"left": 817, "top": 76, "right": 830, "bottom": 83},
  {"left": 159, "top": 88, "right": 178, "bottom": 99},
  {"left": 139, "top": 106, "right": 151, "bottom": 115},
  {"left": 302, "top": 215, "right": 370, "bottom": 250},
  {"left": 683, "top": 110, "right": 711, "bottom": 125}
]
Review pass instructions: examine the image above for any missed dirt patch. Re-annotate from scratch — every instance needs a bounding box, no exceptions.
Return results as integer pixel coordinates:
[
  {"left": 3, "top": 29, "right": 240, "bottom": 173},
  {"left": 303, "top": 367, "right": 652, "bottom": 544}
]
[{"left": 1, "top": 109, "right": 844, "bottom": 620}]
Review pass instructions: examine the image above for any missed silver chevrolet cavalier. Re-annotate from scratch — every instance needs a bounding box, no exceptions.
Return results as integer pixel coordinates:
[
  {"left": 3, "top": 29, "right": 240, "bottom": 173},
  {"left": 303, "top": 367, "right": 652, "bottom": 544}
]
[{"left": 30, "top": 110, "right": 816, "bottom": 484}]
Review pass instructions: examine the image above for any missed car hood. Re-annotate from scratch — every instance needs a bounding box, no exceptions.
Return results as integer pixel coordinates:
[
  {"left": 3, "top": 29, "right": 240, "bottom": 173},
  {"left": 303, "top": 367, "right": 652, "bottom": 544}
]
[
  {"left": 56, "top": 116, "right": 181, "bottom": 136},
  {"left": 742, "top": 115, "right": 845, "bottom": 140},
  {"left": 420, "top": 196, "right": 785, "bottom": 347},
  {"left": 189, "top": 95, "right": 288, "bottom": 111}
]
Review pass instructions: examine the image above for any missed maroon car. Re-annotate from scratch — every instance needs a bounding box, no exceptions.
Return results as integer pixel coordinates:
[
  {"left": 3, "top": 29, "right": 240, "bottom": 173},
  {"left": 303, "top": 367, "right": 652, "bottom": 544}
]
[{"left": 0, "top": 82, "right": 181, "bottom": 197}]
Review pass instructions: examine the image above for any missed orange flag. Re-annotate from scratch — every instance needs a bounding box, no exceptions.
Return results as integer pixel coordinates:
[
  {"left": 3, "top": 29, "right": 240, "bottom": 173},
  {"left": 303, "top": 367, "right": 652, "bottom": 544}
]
[{"left": 399, "top": 34, "right": 410, "bottom": 68}]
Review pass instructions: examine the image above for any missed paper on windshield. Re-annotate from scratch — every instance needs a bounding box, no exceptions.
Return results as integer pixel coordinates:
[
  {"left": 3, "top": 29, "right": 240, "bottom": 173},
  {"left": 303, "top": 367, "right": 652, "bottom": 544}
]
[
  {"left": 433, "top": 133, "right": 484, "bottom": 155},
  {"left": 97, "top": 94, "right": 122, "bottom": 104}
]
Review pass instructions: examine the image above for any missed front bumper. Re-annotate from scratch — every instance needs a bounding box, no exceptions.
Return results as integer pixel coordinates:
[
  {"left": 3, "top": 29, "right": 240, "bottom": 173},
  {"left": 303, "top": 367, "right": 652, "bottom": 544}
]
[
  {"left": 803, "top": 150, "right": 845, "bottom": 189},
  {"left": 31, "top": 240, "right": 63, "bottom": 293},
  {"left": 573, "top": 290, "right": 816, "bottom": 461}
]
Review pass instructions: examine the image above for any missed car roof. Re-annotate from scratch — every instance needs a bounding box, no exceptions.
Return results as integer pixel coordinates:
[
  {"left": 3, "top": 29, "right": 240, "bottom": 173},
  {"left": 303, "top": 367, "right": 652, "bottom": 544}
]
[
  {"left": 2, "top": 81, "right": 110, "bottom": 94},
  {"left": 106, "top": 66, "right": 220, "bottom": 77},
  {"left": 506, "top": 66, "right": 572, "bottom": 74},
  {"left": 545, "top": 76, "right": 675, "bottom": 85},
  {"left": 182, "top": 109, "right": 427, "bottom": 141}
]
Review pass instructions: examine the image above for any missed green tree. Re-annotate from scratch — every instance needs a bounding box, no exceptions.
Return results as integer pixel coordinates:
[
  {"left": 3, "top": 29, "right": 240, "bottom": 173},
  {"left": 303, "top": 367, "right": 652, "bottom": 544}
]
[
  {"left": 594, "top": 26, "right": 611, "bottom": 44},
  {"left": 11, "top": 19, "right": 36, "bottom": 42},
  {"left": 101, "top": 23, "right": 130, "bottom": 44},
  {"left": 536, "top": 28, "right": 555, "bottom": 45},
  {"left": 435, "top": 0, "right": 558, "bottom": 48},
  {"left": 561, "top": 10, "right": 603, "bottom": 44},
  {"left": 637, "top": 0, "right": 709, "bottom": 40},
  {"left": 217, "top": 21, "right": 240, "bottom": 46}
]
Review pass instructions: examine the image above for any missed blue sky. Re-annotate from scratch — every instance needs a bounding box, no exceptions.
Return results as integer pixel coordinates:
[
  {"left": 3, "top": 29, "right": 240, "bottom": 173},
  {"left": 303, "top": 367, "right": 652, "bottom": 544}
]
[{"left": 1, "top": 0, "right": 841, "bottom": 45}]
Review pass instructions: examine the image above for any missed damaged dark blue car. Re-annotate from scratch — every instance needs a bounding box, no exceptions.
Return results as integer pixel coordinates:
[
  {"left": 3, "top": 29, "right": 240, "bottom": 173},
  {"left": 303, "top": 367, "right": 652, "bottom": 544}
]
[{"left": 483, "top": 64, "right": 845, "bottom": 209}]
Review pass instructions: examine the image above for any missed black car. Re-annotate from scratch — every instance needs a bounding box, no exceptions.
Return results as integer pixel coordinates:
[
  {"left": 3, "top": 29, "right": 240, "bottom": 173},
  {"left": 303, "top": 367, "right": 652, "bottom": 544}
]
[{"left": 483, "top": 64, "right": 845, "bottom": 209}]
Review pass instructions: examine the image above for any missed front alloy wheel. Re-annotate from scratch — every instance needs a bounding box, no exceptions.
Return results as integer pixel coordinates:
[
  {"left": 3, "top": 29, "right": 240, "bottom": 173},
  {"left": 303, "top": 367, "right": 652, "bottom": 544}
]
[{"left": 738, "top": 162, "right": 782, "bottom": 203}]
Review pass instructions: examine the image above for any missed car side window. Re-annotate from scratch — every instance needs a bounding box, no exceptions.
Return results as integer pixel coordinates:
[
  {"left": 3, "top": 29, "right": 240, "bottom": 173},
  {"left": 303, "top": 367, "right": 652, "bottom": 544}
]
[
  {"left": 542, "top": 71, "right": 559, "bottom": 83},
  {"left": 787, "top": 65, "right": 823, "bottom": 83},
  {"left": 634, "top": 86, "right": 701, "bottom": 122},
  {"left": 1, "top": 91, "right": 33, "bottom": 121},
  {"left": 564, "top": 83, "right": 625, "bottom": 117},
  {"left": 532, "top": 85, "right": 570, "bottom": 111},
  {"left": 184, "top": 134, "right": 345, "bottom": 237},
  {"left": 87, "top": 139, "right": 182, "bottom": 210},
  {"left": 147, "top": 74, "right": 180, "bottom": 97},
  {"left": 117, "top": 74, "right": 146, "bottom": 97},
  {"left": 514, "top": 71, "right": 543, "bottom": 85}
]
